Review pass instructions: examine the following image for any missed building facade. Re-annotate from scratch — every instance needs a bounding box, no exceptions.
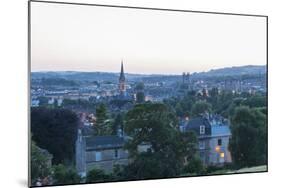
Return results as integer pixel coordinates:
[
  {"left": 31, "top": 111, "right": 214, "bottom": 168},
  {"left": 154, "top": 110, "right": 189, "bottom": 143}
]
[
  {"left": 182, "top": 114, "right": 232, "bottom": 166},
  {"left": 76, "top": 130, "right": 129, "bottom": 177}
]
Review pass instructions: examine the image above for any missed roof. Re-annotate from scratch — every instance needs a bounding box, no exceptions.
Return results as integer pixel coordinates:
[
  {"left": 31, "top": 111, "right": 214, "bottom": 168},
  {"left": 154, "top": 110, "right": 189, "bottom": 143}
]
[
  {"left": 187, "top": 117, "right": 211, "bottom": 128},
  {"left": 185, "top": 117, "right": 212, "bottom": 136},
  {"left": 85, "top": 136, "right": 125, "bottom": 150},
  {"left": 185, "top": 116, "right": 231, "bottom": 137}
]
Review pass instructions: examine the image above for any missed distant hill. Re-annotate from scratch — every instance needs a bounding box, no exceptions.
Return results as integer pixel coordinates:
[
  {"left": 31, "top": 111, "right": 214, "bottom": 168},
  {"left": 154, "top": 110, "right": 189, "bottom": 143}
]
[
  {"left": 31, "top": 71, "right": 120, "bottom": 82},
  {"left": 31, "top": 65, "right": 266, "bottom": 82},
  {"left": 192, "top": 65, "right": 266, "bottom": 78}
]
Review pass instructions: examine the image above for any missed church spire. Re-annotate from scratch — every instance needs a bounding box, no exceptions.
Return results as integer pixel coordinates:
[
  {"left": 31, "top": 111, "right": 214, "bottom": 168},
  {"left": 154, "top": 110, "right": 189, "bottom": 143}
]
[
  {"left": 119, "top": 60, "right": 125, "bottom": 81},
  {"left": 119, "top": 60, "right": 126, "bottom": 95}
]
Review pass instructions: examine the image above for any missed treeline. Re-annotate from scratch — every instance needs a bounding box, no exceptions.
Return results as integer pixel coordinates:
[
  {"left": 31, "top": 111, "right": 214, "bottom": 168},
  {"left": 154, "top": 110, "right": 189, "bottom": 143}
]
[
  {"left": 30, "top": 88, "right": 267, "bottom": 185},
  {"left": 164, "top": 89, "right": 267, "bottom": 169}
]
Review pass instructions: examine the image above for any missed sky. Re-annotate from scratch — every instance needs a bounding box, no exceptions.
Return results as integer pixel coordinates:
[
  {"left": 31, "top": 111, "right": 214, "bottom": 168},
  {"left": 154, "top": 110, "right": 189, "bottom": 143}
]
[{"left": 30, "top": 1, "right": 267, "bottom": 74}]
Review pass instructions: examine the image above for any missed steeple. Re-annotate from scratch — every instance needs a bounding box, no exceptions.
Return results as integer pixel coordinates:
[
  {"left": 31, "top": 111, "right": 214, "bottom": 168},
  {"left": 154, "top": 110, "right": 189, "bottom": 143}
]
[
  {"left": 119, "top": 60, "right": 125, "bottom": 82},
  {"left": 118, "top": 60, "right": 126, "bottom": 95}
]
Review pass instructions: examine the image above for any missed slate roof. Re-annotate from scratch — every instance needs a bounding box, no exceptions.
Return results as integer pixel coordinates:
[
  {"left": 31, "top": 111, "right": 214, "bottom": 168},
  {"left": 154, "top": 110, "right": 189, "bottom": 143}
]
[
  {"left": 85, "top": 136, "right": 125, "bottom": 151},
  {"left": 185, "top": 116, "right": 231, "bottom": 138},
  {"left": 185, "top": 117, "right": 212, "bottom": 136}
]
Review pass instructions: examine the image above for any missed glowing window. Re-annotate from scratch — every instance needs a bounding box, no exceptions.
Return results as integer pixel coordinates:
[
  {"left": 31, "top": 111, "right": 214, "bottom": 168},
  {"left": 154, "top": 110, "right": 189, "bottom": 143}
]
[
  {"left": 220, "top": 152, "right": 225, "bottom": 158},
  {"left": 215, "top": 146, "right": 220, "bottom": 152}
]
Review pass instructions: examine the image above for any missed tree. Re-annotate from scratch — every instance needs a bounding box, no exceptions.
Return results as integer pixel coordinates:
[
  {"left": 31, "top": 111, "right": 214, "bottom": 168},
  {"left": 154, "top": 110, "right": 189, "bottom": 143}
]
[
  {"left": 136, "top": 92, "right": 145, "bottom": 103},
  {"left": 124, "top": 103, "right": 197, "bottom": 179},
  {"left": 215, "top": 91, "right": 234, "bottom": 116},
  {"left": 175, "top": 102, "right": 184, "bottom": 117},
  {"left": 229, "top": 106, "right": 267, "bottom": 168},
  {"left": 135, "top": 82, "right": 145, "bottom": 103},
  {"left": 191, "top": 101, "right": 212, "bottom": 117},
  {"left": 86, "top": 168, "right": 113, "bottom": 183},
  {"left": 53, "top": 164, "right": 81, "bottom": 185},
  {"left": 112, "top": 113, "right": 124, "bottom": 136},
  {"left": 95, "top": 104, "right": 112, "bottom": 135},
  {"left": 180, "top": 131, "right": 198, "bottom": 162},
  {"left": 31, "top": 141, "right": 52, "bottom": 184},
  {"left": 242, "top": 95, "right": 267, "bottom": 108},
  {"left": 183, "top": 157, "right": 206, "bottom": 175},
  {"left": 31, "top": 107, "right": 78, "bottom": 164},
  {"left": 208, "top": 87, "right": 219, "bottom": 110}
]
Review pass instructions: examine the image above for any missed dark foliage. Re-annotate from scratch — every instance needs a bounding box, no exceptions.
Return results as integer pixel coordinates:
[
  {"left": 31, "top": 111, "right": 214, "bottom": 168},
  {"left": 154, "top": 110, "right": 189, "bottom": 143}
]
[
  {"left": 229, "top": 106, "right": 267, "bottom": 168},
  {"left": 124, "top": 103, "right": 198, "bottom": 179},
  {"left": 53, "top": 164, "right": 81, "bottom": 185},
  {"left": 31, "top": 107, "right": 78, "bottom": 164},
  {"left": 86, "top": 168, "right": 113, "bottom": 183}
]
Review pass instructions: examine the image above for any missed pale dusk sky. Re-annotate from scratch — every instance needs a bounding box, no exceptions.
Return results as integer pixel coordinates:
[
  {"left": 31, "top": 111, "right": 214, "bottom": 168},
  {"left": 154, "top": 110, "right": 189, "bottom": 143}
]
[{"left": 30, "top": 1, "right": 267, "bottom": 74}]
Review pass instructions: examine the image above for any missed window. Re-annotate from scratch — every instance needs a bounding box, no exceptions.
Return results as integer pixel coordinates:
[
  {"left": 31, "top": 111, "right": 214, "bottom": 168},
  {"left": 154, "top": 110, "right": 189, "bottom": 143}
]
[
  {"left": 219, "top": 152, "right": 225, "bottom": 163},
  {"left": 218, "top": 139, "right": 222, "bottom": 146},
  {"left": 199, "top": 125, "right": 205, "bottom": 134},
  {"left": 215, "top": 146, "right": 220, "bottom": 152},
  {"left": 114, "top": 149, "right": 119, "bottom": 159},
  {"left": 95, "top": 152, "right": 101, "bottom": 161},
  {"left": 199, "top": 141, "right": 205, "bottom": 149}
]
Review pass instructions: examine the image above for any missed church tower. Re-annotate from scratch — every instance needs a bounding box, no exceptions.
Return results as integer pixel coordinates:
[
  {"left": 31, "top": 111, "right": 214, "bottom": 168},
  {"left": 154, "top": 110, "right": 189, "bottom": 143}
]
[{"left": 119, "top": 60, "right": 126, "bottom": 95}]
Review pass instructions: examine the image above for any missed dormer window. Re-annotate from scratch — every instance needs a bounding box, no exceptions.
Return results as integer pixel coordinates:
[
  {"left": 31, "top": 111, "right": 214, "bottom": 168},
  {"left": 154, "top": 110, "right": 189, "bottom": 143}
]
[
  {"left": 114, "top": 149, "right": 119, "bottom": 159},
  {"left": 200, "top": 125, "right": 205, "bottom": 135}
]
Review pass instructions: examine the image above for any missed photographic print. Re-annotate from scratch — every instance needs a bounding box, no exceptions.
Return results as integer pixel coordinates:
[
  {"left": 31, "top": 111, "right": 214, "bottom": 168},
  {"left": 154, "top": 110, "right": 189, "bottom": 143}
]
[{"left": 29, "top": 0, "right": 268, "bottom": 187}]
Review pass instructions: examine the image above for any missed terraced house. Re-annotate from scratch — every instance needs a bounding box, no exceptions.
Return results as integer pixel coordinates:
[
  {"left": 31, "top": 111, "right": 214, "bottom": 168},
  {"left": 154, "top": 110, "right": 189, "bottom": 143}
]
[{"left": 76, "top": 130, "right": 129, "bottom": 177}]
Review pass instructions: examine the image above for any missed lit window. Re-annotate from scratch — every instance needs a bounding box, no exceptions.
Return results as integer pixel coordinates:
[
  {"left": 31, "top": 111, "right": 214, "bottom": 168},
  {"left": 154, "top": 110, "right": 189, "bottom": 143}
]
[
  {"left": 215, "top": 146, "right": 220, "bottom": 152},
  {"left": 220, "top": 152, "right": 225, "bottom": 158},
  {"left": 199, "top": 125, "right": 205, "bottom": 134}
]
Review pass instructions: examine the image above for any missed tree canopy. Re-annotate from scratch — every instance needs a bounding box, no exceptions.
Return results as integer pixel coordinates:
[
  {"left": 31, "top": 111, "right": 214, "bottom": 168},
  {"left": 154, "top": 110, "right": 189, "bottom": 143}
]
[
  {"left": 94, "top": 103, "right": 113, "bottom": 135},
  {"left": 53, "top": 164, "right": 81, "bottom": 185},
  {"left": 229, "top": 106, "right": 267, "bottom": 168},
  {"left": 31, "top": 141, "right": 52, "bottom": 184},
  {"left": 124, "top": 103, "right": 198, "bottom": 179},
  {"left": 31, "top": 107, "right": 78, "bottom": 164},
  {"left": 191, "top": 101, "right": 212, "bottom": 117}
]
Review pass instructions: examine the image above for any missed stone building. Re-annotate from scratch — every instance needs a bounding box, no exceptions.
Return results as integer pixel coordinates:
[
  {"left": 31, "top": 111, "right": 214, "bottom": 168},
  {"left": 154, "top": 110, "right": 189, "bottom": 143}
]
[
  {"left": 182, "top": 114, "right": 232, "bottom": 166},
  {"left": 76, "top": 130, "right": 129, "bottom": 177}
]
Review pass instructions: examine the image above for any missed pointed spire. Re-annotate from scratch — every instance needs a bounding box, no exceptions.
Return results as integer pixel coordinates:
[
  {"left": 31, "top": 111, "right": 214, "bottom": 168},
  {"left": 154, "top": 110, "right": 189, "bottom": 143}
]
[
  {"left": 119, "top": 59, "right": 125, "bottom": 81},
  {"left": 121, "top": 60, "right": 124, "bottom": 74}
]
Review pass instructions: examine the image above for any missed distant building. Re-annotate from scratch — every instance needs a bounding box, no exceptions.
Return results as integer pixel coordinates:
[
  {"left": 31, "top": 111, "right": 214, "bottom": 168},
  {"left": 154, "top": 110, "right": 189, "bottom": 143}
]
[
  {"left": 76, "top": 130, "right": 129, "bottom": 177},
  {"left": 182, "top": 72, "right": 190, "bottom": 84},
  {"left": 31, "top": 99, "right": 40, "bottom": 107},
  {"left": 119, "top": 60, "right": 126, "bottom": 96},
  {"left": 112, "top": 60, "right": 134, "bottom": 109},
  {"left": 182, "top": 114, "right": 232, "bottom": 166},
  {"left": 182, "top": 72, "right": 192, "bottom": 89}
]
